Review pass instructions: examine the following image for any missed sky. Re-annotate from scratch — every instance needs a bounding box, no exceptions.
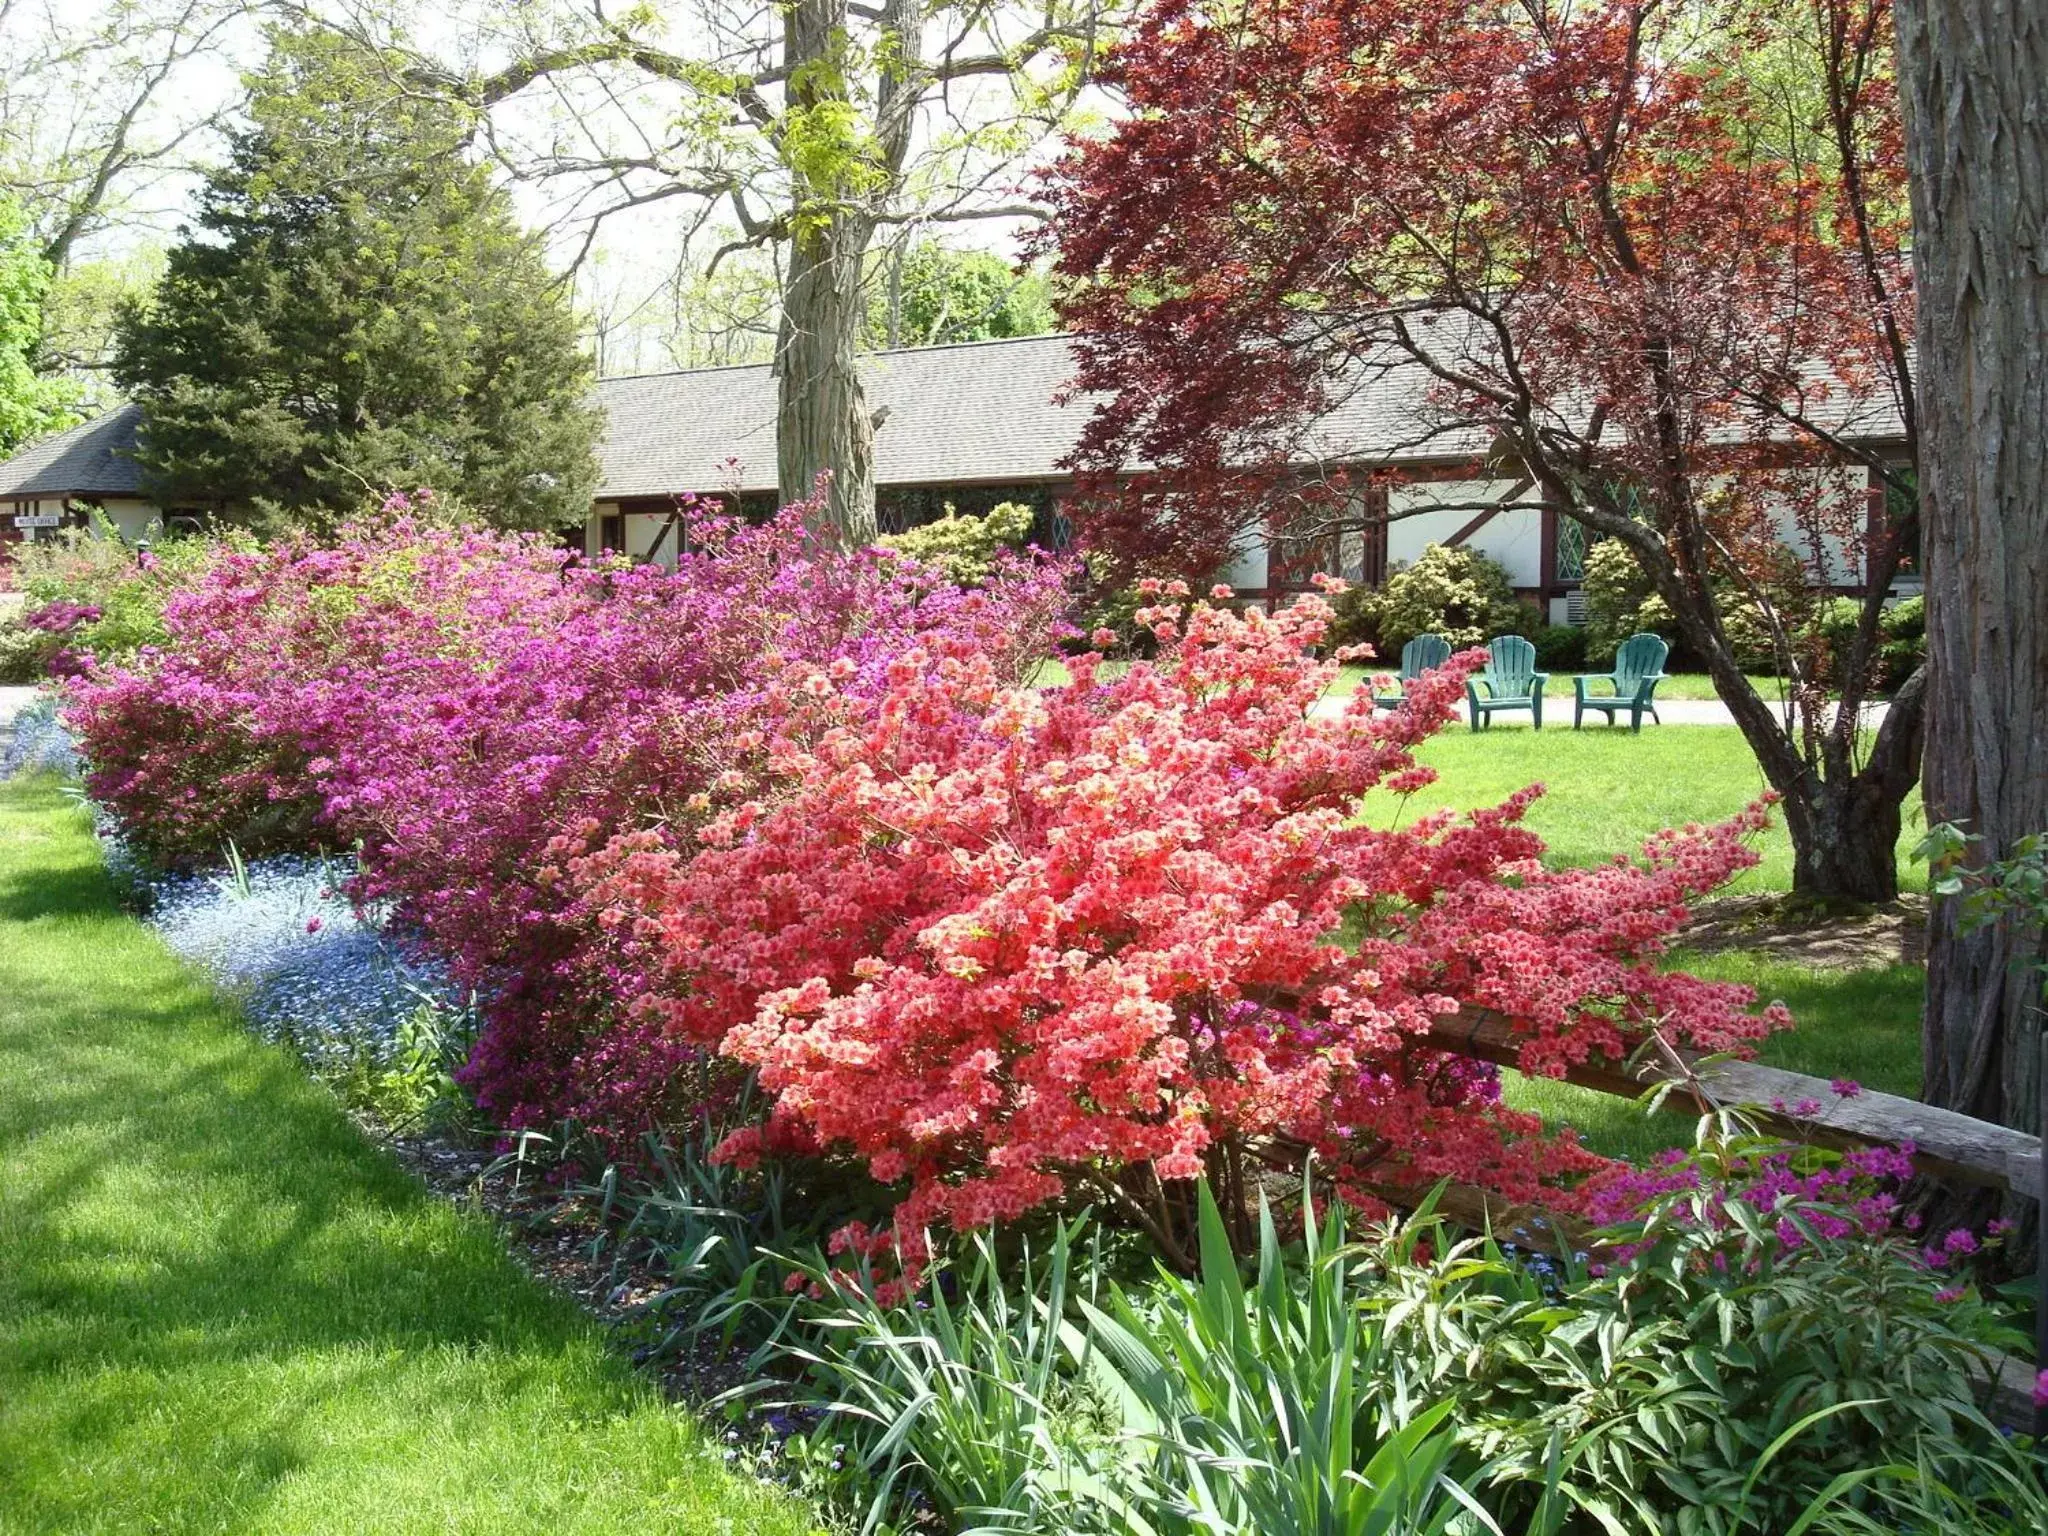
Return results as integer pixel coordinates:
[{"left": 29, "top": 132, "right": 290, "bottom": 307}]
[{"left": 0, "top": 0, "right": 1091, "bottom": 380}]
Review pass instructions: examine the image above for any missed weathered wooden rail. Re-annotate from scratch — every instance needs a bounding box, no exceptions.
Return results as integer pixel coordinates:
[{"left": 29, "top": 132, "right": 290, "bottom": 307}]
[{"left": 1426, "top": 1006, "right": 2043, "bottom": 1198}]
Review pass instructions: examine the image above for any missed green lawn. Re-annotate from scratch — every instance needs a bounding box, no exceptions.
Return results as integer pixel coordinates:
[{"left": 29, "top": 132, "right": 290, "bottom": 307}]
[
  {"left": 1367, "top": 724, "right": 1921, "bottom": 895},
  {"left": 0, "top": 776, "right": 816, "bottom": 1536},
  {"left": 1327, "top": 664, "right": 1784, "bottom": 702},
  {"left": 1036, "top": 653, "right": 1803, "bottom": 707},
  {"left": 1502, "top": 953, "right": 1924, "bottom": 1163}
]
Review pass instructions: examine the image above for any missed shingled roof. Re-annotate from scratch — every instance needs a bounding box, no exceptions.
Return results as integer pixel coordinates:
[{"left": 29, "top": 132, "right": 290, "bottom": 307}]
[
  {"left": 0, "top": 404, "right": 147, "bottom": 499},
  {"left": 592, "top": 334, "right": 1096, "bottom": 497},
  {"left": 0, "top": 332, "right": 1907, "bottom": 507}
]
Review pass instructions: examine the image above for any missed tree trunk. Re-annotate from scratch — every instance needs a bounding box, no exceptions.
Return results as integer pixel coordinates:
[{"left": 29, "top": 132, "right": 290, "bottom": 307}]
[
  {"left": 776, "top": 220, "right": 879, "bottom": 544},
  {"left": 1897, "top": 0, "right": 2048, "bottom": 1131},
  {"left": 1653, "top": 561, "right": 1925, "bottom": 905},
  {"left": 772, "top": 0, "right": 879, "bottom": 546}
]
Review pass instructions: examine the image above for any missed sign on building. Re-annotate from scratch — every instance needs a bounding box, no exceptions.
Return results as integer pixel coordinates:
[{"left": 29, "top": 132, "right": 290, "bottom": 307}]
[{"left": 12, "top": 513, "right": 61, "bottom": 529}]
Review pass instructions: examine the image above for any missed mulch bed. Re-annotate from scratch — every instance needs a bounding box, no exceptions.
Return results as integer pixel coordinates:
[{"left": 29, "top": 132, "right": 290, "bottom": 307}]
[{"left": 1672, "top": 892, "right": 1928, "bottom": 970}]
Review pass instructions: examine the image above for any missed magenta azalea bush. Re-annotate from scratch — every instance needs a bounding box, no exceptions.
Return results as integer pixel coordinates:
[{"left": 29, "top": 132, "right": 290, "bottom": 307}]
[{"left": 69, "top": 492, "right": 1075, "bottom": 1139}]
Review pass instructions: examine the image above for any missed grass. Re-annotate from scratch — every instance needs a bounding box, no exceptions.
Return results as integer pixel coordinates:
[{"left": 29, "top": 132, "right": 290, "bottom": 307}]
[
  {"left": 0, "top": 775, "right": 817, "bottom": 1536},
  {"left": 1366, "top": 724, "right": 1922, "bottom": 895},
  {"left": 1501, "top": 953, "right": 1924, "bottom": 1163}
]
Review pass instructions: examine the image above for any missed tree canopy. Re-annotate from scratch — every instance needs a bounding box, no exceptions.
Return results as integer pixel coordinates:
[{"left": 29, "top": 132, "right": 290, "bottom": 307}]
[
  {"left": 1046, "top": 0, "right": 1922, "bottom": 903},
  {"left": 867, "top": 243, "right": 1056, "bottom": 350},
  {"left": 112, "top": 30, "right": 600, "bottom": 530},
  {"left": 0, "top": 195, "right": 78, "bottom": 455}
]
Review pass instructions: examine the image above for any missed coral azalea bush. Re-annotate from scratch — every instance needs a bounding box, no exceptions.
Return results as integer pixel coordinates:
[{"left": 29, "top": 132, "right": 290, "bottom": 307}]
[{"left": 569, "top": 581, "right": 1785, "bottom": 1278}]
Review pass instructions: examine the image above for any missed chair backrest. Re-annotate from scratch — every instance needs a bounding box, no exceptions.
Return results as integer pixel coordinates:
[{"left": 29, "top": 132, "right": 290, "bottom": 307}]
[
  {"left": 1613, "top": 632, "right": 1669, "bottom": 689},
  {"left": 1484, "top": 633, "right": 1539, "bottom": 691},
  {"left": 1401, "top": 633, "right": 1452, "bottom": 680}
]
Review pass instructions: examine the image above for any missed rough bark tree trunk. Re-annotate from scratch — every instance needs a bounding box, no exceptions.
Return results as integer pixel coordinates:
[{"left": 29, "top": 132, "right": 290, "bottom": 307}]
[
  {"left": 1648, "top": 553, "right": 1926, "bottom": 905},
  {"left": 1897, "top": 0, "right": 2048, "bottom": 1130},
  {"left": 776, "top": 215, "right": 879, "bottom": 544},
  {"left": 772, "top": 0, "right": 880, "bottom": 546}
]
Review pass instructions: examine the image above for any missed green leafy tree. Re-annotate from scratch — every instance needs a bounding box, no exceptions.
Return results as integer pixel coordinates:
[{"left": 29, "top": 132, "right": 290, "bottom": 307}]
[
  {"left": 0, "top": 196, "right": 78, "bottom": 453},
  {"left": 112, "top": 31, "right": 600, "bottom": 530},
  {"left": 866, "top": 243, "right": 1056, "bottom": 349}
]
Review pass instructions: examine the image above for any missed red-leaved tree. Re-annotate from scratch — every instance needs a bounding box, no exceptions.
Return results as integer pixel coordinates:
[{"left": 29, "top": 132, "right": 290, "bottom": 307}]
[{"left": 1044, "top": 0, "right": 1923, "bottom": 902}]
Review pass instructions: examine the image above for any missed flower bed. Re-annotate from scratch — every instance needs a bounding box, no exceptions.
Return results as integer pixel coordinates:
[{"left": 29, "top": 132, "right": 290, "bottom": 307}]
[
  {"left": 26, "top": 501, "right": 2040, "bottom": 1534},
  {"left": 57, "top": 499, "right": 1796, "bottom": 1269}
]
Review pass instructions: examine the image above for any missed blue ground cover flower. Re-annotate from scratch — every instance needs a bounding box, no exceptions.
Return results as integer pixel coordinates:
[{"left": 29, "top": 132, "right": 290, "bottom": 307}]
[
  {"left": 135, "top": 850, "right": 466, "bottom": 1072},
  {"left": 0, "top": 696, "right": 80, "bottom": 780}
]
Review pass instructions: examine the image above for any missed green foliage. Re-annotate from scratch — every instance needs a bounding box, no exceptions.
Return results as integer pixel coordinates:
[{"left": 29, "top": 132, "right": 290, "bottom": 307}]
[
  {"left": 0, "top": 777, "right": 816, "bottom": 1536},
  {"left": 1358, "top": 543, "right": 1533, "bottom": 650},
  {"left": 1365, "top": 1167, "right": 2024, "bottom": 1534},
  {"left": 112, "top": 30, "right": 600, "bottom": 532},
  {"left": 865, "top": 242, "right": 1057, "bottom": 349},
  {"left": 0, "top": 622, "right": 46, "bottom": 684},
  {"left": 12, "top": 517, "right": 238, "bottom": 667},
  {"left": 0, "top": 194, "right": 79, "bottom": 453},
  {"left": 1077, "top": 1184, "right": 1482, "bottom": 1536},
  {"left": 1581, "top": 538, "right": 1675, "bottom": 661},
  {"left": 1811, "top": 595, "right": 1925, "bottom": 691},
  {"left": 1324, "top": 581, "right": 1383, "bottom": 654},
  {"left": 874, "top": 500, "right": 1033, "bottom": 585},
  {"left": 753, "top": 1221, "right": 1106, "bottom": 1534},
  {"left": 1531, "top": 623, "right": 1590, "bottom": 672}
]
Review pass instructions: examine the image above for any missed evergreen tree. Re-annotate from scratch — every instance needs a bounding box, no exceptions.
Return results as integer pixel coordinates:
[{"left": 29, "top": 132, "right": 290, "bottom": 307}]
[{"left": 113, "top": 31, "right": 599, "bottom": 529}]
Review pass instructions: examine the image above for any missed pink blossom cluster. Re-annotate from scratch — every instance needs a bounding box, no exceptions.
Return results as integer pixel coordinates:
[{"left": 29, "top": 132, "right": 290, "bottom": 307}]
[
  {"left": 569, "top": 585, "right": 1784, "bottom": 1275},
  {"left": 66, "top": 493, "right": 1074, "bottom": 1136},
  {"left": 23, "top": 600, "right": 102, "bottom": 633},
  {"left": 1585, "top": 1139, "right": 1920, "bottom": 1254},
  {"left": 70, "top": 528, "right": 1790, "bottom": 1272}
]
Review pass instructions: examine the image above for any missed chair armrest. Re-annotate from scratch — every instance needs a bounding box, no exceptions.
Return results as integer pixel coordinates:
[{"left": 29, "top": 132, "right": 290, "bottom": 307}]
[
  {"left": 1633, "top": 672, "right": 1668, "bottom": 703},
  {"left": 1531, "top": 672, "right": 1549, "bottom": 696},
  {"left": 1468, "top": 678, "right": 1493, "bottom": 701},
  {"left": 1576, "top": 673, "right": 1619, "bottom": 700}
]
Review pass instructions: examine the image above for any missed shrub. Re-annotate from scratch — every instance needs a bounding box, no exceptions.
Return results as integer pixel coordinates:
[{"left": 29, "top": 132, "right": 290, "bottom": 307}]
[
  {"left": 1321, "top": 579, "right": 1381, "bottom": 655},
  {"left": 67, "top": 492, "right": 1076, "bottom": 1140},
  {"left": 1812, "top": 593, "right": 1925, "bottom": 692},
  {"left": 1358, "top": 543, "right": 1530, "bottom": 649},
  {"left": 1581, "top": 537, "right": 1675, "bottom": 661},
  {"left": 1530, "top": 622, "right": 1589, "bottom": 672},
  {"left": 12, "top": 517, "right": 241, "bottom": 671},
  {"left": 1368, "top": 1138, "right": 2030, "bottom": 1535},
  {"left": 0, "top": 621, "right": 47, "bottom": 683},
  {"left": 874, "top": 500, "right": 1034, "bottom": 587},
  {"left": 572, "top": 581, "right": 1783, "bottom": 1273}
]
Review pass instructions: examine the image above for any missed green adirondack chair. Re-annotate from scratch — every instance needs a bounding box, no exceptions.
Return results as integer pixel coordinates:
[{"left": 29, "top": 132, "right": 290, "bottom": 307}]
[
  {"left": 1574, "top": 632, "right": 1670, "bottom": 732},
  {"left": 1466, "top": 634, "right": 1548, "bottom": 730},
  {"left": 1371, "top": 633, "right": 1452, "bottom": 709}
]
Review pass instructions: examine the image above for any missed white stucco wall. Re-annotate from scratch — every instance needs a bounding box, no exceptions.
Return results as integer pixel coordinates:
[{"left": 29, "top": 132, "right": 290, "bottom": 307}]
[{"left": 1387, "top": 479, "right": 1545, "bottom": 588}]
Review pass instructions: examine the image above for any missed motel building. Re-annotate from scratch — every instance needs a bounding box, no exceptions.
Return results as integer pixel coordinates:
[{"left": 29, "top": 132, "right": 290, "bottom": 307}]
[{"left": 0, "top": 334, "right": 1912, "bottom": 618}]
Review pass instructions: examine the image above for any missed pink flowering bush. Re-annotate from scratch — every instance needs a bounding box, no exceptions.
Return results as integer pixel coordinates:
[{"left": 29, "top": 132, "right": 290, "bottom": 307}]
[
  {"left": 571, "top": 583, "right": 1785, "bottom": 1275},
  {"left": 67, "top": 492, "right": 1075, "bottom": 1136}
]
